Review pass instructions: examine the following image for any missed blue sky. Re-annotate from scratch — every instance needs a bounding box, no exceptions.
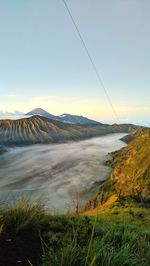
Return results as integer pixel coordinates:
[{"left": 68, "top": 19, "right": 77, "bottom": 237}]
[{"left": 0, "top": 0, "right": 150, "bottom": 121}]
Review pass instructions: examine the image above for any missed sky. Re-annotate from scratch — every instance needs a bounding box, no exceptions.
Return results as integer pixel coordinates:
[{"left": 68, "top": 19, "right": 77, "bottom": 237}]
[{"left": 0, "top": 0, "right": 150, "bottom": 123}]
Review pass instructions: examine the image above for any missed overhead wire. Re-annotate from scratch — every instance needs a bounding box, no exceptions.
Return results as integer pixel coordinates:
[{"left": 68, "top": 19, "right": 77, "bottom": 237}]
[{"left": 62, "top": 0, "right": 120, "bottom": 123}]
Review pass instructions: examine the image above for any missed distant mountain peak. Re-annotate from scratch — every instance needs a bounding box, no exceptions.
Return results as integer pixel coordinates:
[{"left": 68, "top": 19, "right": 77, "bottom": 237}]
[
  {"left": 30, "top": 108, "right": 45, "bottom": 112},
  {"left": 26, "top": 108, "right": 56, "bottom": 119},
  {"left": 26, "top": 108, "right": 101, "bottom": 125},
  {"left": 58, "top": 113, "right": 101, "bottom": 125},
  {"left": 26, "top": 108, "right": 52, "bottom": 115}
]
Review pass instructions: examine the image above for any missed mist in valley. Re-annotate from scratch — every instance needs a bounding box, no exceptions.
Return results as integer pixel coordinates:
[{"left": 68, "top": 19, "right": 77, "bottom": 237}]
[{"left": 0, "top": 133, "right": 126, "bottom": 213}]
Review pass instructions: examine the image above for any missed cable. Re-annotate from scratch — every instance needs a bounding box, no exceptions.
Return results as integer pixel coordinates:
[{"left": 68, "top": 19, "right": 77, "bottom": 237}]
[{"left": 62, "top": 0, "right": 120, "bottom": 123}]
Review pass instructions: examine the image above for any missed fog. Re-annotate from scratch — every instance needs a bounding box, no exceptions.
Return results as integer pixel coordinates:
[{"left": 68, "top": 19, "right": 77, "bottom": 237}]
[{"left": 0, "top": 133, "right": 126, "bottom": 213}]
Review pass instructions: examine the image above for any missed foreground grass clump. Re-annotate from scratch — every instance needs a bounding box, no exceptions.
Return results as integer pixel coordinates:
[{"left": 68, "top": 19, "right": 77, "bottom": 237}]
[
  {"left": 0, "top": 199, "right": 150, "bottom": 266},
  {"left": 0, "top": 198, "right": 50, "bottom": 266}
]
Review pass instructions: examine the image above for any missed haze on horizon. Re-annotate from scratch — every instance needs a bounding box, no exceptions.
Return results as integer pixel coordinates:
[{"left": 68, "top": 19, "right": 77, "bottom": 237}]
[{"left": 0, "top": 0, "right": 150, "bottom": 123}]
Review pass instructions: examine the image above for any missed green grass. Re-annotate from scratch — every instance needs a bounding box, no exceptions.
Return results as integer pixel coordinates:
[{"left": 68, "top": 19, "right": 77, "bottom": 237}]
[
  {"left": 106, "top": 131, "right": 150, "bottom": 202},
  {"left": 0, "top": 199, "right": 150, "bottom": 266}
]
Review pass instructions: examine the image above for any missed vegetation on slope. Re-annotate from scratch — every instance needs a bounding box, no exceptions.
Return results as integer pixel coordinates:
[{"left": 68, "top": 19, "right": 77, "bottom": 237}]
[
  {"left": 109, "top": 130, "right": 150, "bottom": 202},
  {"left": 121, "top": 127, "right": 148, "bottom": 143},
  {"left": 0, "top": 199, "right": 150, "bottom": 266},
  {"left": 85, "top": 129, "right": 150, "bottom": 214},
  {"left": 0, "top": 115, "right": 138, "bottom": 145}
]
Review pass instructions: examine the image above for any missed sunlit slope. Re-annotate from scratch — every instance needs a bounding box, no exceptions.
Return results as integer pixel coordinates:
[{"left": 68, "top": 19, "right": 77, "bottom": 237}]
[
  {"left": 109, "top": 130, "right": 150, "bottom": 201},
  {"left": 84, "top": 131, "right": 150, "bottom": 219},
  {"left": 86, "top": 130, "right": 150, "bottom": 213},
  {"left": 121, "top": 127, "right": 148, "bottom": 143}
]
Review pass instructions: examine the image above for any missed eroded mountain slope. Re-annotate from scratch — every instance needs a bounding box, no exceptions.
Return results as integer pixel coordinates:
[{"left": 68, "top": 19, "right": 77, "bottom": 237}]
[{"left": 0, "top": 115, "right": 138, "bottom": 145}]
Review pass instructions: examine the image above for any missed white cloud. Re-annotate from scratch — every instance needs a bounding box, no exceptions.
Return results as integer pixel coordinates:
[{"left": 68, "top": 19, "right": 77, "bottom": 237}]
[{"left": 7, "top": 94, "right": 17, "bottom": 98}]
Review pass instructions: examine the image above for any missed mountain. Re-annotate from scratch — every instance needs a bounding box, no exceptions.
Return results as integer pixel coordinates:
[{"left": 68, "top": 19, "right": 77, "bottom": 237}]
[
  {"left": 108, "top": 129, "right": 150, "bottom": 202},
  {"left": 26, "top": 108, "right": 101, "bottom": 125},
  {"left": 85, "top": 129, "right": 150, "bottom": 212},
  {"left": 26, "top": 108, "right": 56, "bottom": 120},
  {"left": 0, "top": 115, "right": 139, "bottom": 146},
  {"left": 0, "top": 115, "right": 105, "bottom": 145},
  {"left": 58, "top": 113, "right": 101, "bottom": 125},
  {"left": 121, "top": 126, "right": 148, "bottom": 143}
]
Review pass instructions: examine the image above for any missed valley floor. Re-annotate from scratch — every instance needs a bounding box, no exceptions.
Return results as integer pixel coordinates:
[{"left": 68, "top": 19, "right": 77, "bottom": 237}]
[{"left": 0, "top": 133, "right": 126, "bottom": 212}]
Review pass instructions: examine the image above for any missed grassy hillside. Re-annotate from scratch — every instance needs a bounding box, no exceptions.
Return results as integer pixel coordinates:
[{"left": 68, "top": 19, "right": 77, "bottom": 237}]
[
  {"left": 0, "top": 199, "right": 150, "bottom": 266},
  {"left": 85, "top": 129, "right": 150, "bottom": 214},
  {"left": 121, "top": 127, "right": 148, "bottom": 143},
  {"left": 109, "top": 130, "right": 150, "bottom": 202},
  {"left": 0, "top": 115, "right": 138, "bottom": 145}
]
